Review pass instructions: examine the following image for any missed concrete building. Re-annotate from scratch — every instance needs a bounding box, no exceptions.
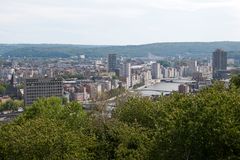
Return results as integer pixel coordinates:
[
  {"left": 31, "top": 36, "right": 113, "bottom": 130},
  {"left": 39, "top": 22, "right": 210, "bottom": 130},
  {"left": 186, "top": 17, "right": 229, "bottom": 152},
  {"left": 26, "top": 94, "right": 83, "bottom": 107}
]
[
  {"left": 24, "top": 78, "right": 63, "bottom": 105},
  {"left": 143, "top": 70, "right": 152, "bottom": 86},
  {"left": 212, "top": 49, "right": 227, "bottom": 79},
  {"left": 120, "top": 62, "right": 132, "bottom": 87},
  {"left": 107, "top": 54, "right": 117, "bottom": 72},
  {"left": 168, "top": 67, "right": 175, "bottom": 78},
  {"left": 188, "top": 60, "right": 198, "bottom": 76},
  {"left": 151, "top": 63, "right": 161, "bottom": 79},
  {"left": 192, "top": 72, "right": 204, "bottom": 82},
  {"left": 178, "top": 84, "right": 190, "bottom": 94},
  {"left": 120, "top": 62, "right": 131, "bottom": 78}
]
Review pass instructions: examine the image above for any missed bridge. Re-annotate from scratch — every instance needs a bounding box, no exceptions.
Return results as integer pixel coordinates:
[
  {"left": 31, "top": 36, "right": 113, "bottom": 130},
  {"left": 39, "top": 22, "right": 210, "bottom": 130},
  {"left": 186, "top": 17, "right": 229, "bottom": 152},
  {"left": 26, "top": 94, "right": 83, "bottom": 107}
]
[
  {"left": 135, "top": 88, "right": 172, "bottom": 93},
  {"left": 161, "top": 78, "right": 196, "bottom": 83}
]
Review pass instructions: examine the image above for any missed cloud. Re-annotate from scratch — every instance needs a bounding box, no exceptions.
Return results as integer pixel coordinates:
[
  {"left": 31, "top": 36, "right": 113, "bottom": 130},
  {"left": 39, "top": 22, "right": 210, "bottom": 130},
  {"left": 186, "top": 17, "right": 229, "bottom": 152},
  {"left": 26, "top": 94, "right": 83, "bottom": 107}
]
[
  {"left": 0, "top": 0, "right": 147, "bottom": 25},
  {"left": 137, "top": 0, "right": 239, "bottom": 11},
  {"left": 0, "top": 0, "right": 240, "bottom": 44},
  {"left": 1, "top": 0, "right": 239, "bottom": 23}
]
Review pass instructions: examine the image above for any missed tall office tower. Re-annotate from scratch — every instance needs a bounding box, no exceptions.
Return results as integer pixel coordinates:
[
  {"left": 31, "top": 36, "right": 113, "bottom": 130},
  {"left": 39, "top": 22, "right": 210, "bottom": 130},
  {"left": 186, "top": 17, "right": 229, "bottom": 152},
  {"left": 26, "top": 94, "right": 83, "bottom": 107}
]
[
  {"left": 212, "top": 49, "right": 227, "bottom": 79},
  {"left": 24, "top": 77, "right": 63, "bottom": 106},
  {"left": 107, "top": 54, "right": 117, "bottom": 72},
  {"left": 120, "top": 62, "right": 132, "bottom": 87},
  {"left": 121, "top": 62, "right": 131, "bottom": 78},
  {"left": 151, "top": 63, "right": 161, "bottom": 79}
]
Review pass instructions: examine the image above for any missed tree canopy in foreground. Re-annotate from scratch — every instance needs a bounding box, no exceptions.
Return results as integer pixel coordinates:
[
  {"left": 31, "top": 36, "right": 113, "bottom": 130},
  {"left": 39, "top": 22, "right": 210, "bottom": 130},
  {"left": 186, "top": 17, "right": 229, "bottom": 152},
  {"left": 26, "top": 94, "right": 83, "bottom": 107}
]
[{"left": 0, "top": 83, "right": 240, "bottom": 160}]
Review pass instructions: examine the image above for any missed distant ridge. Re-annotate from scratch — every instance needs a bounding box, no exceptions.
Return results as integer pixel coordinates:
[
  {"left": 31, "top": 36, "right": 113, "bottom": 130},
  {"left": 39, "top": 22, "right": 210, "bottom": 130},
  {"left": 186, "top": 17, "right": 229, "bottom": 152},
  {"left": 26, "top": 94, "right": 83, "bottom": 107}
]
[{"left": 1, "top": 41, "right": 240, "bottom": 58}]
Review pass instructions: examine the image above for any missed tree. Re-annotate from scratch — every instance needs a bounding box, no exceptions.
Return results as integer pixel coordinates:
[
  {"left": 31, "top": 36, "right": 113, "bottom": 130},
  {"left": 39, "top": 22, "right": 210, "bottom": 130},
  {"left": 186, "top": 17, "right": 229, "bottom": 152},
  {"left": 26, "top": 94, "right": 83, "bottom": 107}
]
[
  {"left": 0, "top": 100, "right": 23, "bottom": 112},
  {"left": 1, "top": 85, "right": 240, "bottom": 159},
  {"left": 0, "top": 97, "right": 96, "bottom": 159},
  {"left": 0, "top": 84, "right": 6, "bottom": 95},
  {"left": 157, "top": 60, "right": 171, "bottom": 67},
  {"left": 91, "top": 119, "right": 153, "bottom": 160},
  {"left": 230, "top": 74, "right": 240, "bottom": 89},
  {"left": 115, "top": 83, "right": 240, "bottom": 160}
]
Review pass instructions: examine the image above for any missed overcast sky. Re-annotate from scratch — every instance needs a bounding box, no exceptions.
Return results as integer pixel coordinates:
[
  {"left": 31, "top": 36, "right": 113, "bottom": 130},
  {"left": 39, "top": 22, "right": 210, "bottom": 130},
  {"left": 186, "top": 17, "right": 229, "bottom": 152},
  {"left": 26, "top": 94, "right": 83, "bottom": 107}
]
[{"left": 1, "top": 0, "right": 240, "bottom": 45}]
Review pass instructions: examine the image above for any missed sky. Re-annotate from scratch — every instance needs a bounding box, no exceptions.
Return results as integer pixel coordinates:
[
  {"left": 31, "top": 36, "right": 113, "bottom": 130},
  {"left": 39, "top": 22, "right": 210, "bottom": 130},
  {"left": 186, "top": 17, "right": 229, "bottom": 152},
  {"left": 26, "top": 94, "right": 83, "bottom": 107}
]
[{"left": 0, "top": 0, "right": 240, "bottom": 45}]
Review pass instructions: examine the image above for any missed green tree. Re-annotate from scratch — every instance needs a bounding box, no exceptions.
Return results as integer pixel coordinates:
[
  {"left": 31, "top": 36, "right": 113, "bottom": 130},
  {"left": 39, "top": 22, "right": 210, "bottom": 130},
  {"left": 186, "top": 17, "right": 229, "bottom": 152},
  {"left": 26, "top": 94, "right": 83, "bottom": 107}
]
[
  {"left": 230, "top": 74, "right": 240, "bottom": 89},
  {"left": 0, "top": 97, "right": 96, "bottom": 159},
  {"left": 157, "top": 60, "right": 171, "bottom": 67},
  {"left": 92, "top": 119, "right": 153, "bottom": 160},
  {"left": 1, "top": 85, "right": 240, "bottom": 159},
  {"left": 0, "top": 84, "right": 6, "bottom": 95},
  {"left": 0, "top": 100, "right": 23, "bottom": 112},
  {"left": 115, "top": 83, "right": 240, "bottom": 160}
]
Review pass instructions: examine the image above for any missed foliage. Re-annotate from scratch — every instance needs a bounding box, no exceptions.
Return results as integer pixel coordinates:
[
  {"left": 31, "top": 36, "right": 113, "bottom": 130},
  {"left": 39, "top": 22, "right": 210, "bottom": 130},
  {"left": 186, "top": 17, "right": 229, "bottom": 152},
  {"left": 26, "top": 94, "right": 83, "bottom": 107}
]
[
  {"left": 106, "top": 88, "right": 126, "bottom": 99},
  {"left": 0, "top": 100, "right": 23, "bottom": 112},
  {"left": 157, "top": 60, "right": 171, "bottom": 67},
  {"left": 91, "top": 119, "right": 153, "bottom": 160},
  {"left": 16, "top": 83, "right": 24, "bottom": 90},
  {"left": 112, "top": 75, "right": 118, "bottom": 80},
  {"left": 0, "top": 83, "right": 240, "bottom": 159},
  {"left": 133, "top": 82, "right": 145, "bottom": 89},
  {"left": 61, "top": 73, "right": 84, "bottom": 80},
  {"left": 0, "top": 84, "right": 6, "bottom": 95},
  {"left": 0, "top": 97, "right": 96, "bottom": 159},
  {"left": 115, "top": 83, "right": 240, "bottom": 159},
  {"left": 230, "top": 74, "right": 240, "bottom": 89}
]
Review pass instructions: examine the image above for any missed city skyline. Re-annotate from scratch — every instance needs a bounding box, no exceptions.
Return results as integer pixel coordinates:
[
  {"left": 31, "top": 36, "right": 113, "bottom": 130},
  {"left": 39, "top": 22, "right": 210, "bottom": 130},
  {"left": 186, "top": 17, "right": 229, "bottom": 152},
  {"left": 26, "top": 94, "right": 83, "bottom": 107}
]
[{"left": 1, "top": 0, "right": 240, "bottom": 45}]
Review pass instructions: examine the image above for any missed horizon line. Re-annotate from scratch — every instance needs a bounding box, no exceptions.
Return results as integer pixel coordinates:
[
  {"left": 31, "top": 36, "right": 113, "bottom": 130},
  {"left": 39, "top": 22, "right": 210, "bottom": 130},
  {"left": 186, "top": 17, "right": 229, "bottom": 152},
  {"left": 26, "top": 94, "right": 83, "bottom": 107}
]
[{"left": 0, "top": 41, "right": 240, "bottom": 46}]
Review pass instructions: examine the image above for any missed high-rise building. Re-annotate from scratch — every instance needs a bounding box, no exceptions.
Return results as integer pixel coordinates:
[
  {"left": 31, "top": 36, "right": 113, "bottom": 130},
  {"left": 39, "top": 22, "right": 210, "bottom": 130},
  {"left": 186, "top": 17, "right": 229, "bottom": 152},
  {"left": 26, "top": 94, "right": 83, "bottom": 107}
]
[
  {"left": 24, "top": 77, "right": 63, "bottom": 105},
  {"left": 212, "top": 49, "right": 227, "bottom": 79},
  {"left": 123, "top": 62, "right": 132, "bottom": 87},
  {"left": 120, "top": 62, "right": 132, "bottom": 87},
  {"left": 151, "top": 63, "right": 161, "bottom": 79},
  {"left": 107, "top": 54, "right": 117, "bottom": 72},
  {"left": 120, "top": 62, "right": 131, "bottom": 78}
]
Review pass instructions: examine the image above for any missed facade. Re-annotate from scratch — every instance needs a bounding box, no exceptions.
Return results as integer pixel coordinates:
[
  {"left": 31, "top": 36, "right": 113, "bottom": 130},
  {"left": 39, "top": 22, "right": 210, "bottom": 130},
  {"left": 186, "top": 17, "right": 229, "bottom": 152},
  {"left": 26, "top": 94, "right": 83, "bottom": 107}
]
[
  {"left": 24, "top": 78, "right": 63, "bottom": 105},
  {"left": 120, "top": 62, "right": 131, "bottom": 78},
  {"left": 178, "top": 84, "right": 190, "bottom": 93},
  {"left": 151, "top": 63, "right": 161, "bottom": 79},
  {"left": 188, "top": 60, "right": 198, "bottom": 76},
  {"left": 107, "top": 54, "right": 117, "bottom": 72},
  {"left": 143, "top": 70, "right": 152, "bottom": 86},
  {"left": 212, "top": 49, "right": 227, "bottom": 79},
  {"left": 120, "top": 62, "right": 132, "bottom": 87},
  {"left": 192, "top": 72, "right": 204, "bottom": 82}
]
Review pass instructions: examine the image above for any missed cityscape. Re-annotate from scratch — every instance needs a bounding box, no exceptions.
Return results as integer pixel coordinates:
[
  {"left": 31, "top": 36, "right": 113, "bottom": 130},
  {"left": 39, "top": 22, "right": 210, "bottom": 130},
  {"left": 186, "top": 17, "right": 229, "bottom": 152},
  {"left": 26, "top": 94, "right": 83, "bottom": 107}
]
[
  {"left": 1, "top": 0, "right": 240, "bottom": 159},
  {"left": 0, "top": 48, "right": 238, "bottom": 113}
]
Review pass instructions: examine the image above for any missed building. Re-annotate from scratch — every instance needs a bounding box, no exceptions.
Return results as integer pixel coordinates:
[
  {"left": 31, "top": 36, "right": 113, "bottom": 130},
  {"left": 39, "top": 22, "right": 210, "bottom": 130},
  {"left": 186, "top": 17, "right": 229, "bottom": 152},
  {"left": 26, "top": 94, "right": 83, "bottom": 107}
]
[
  {"left": 212, "top": 49, "right": 227, "bottom": 79},
  {"left": 120, "top": 62, "right": 131, "bottom": 78},
  {"left": 188, "top": 60, "right": 198, "bottom": 76},
  {"left": 107, "top": 54, "right": 117, "bottom": 72},
  {"left": 120, "top": 62, "right": 132, "bottom": 87},
  {"left": 192, "top": 72, "right": 204, "bottom": 82},
  {"left": 178, "top": 84, "right": 190, "bottom": 93},
  {"left": 143, "top": 70, "right": 152, "bottom": 86},
  {"left": 24, "top": 78, "right": 63, "bottom": 105},
  {"left": 151, "top": 63, "right": 161, "bottom": 79}
]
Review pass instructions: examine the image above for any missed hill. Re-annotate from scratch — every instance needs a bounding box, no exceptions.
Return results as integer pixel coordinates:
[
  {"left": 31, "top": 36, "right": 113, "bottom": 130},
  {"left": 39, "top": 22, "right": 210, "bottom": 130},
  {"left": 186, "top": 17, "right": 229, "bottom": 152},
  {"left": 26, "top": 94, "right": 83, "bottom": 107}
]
[{"left": 0, "top": 41, "right": 240, "bottom": 58}]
